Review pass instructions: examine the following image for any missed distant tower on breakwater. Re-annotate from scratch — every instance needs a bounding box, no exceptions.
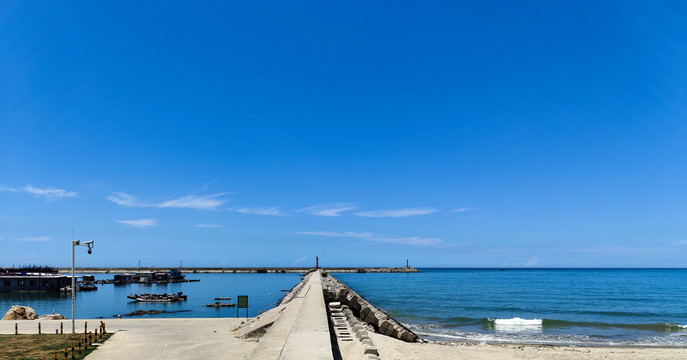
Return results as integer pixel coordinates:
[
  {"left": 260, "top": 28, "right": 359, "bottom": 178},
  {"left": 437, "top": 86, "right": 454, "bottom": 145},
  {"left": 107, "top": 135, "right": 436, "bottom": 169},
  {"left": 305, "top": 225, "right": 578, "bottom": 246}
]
[{"left": 316, "top": 256, "right": 319, "bottom": 269}]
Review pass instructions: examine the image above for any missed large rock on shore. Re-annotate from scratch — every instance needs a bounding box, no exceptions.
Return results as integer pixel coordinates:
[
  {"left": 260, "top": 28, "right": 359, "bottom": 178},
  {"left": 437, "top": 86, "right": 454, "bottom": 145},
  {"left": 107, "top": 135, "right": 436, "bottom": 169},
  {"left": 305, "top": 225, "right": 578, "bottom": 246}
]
[
  {"left": 39, "top": 313, "right": 66, "bottom": 320},
  {"left": 2, "top": 305, "right": 38, "bottom": 320}
]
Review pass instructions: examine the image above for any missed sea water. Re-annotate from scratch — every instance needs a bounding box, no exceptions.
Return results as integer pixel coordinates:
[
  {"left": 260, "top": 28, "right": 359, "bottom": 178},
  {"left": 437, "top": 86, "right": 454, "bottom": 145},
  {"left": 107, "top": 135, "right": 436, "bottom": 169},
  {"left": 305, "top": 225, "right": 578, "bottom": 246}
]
[
  {"left": 335, "top": 268, "right": 687, "bottom": 346},
  {"left": 0, "top": 273, "right": 302, "bottom": 319}
]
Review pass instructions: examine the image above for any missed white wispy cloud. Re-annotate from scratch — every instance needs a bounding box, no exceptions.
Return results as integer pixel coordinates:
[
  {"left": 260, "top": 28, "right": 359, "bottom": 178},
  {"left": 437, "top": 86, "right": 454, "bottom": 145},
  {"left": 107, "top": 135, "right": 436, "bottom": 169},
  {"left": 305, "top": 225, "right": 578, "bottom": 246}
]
[
  {"left": 24, "top": 185, "right": 79, "bottom": 201},
  {"left": 452, "top": 207, "right": 474, "bottom": 213},
  {"left": 157, "top": 193, "right": 230, "bottom": 210},
  {"left": 355, "top": 207, "right": 438, "bottom": 218},
  {"left": 231, "top": 207, "right": 285, "bottom": 216},
  {"left": 19, "top": 236, "right": 53, "bottom": 242},
  {"left": 1, "top": 185, "right": 78, "bottom": 201},
  {"left": 524, "top": 256, "right": 539, "bottom": 267},
  {"left": 195, "top": 224, "right": 221, "bottom": 228},
  {"left": 296, "top": 231, "right": 442, "bottom": 246},
  {"left": 116, "top": 219, "right": 158, "bottom": 228},
  {"left": 671, "top": 240, "right": 687, "bottom": 246},
  {"left": 293, "top": 256, "right": 307, "bottom": 265},
  {"left": 107, "top": 191, "right": 229, "bottom": 210},
  {"left": 297, "top": 204, "right": 357, "bottom": 217},
  {"left": 106, "top": 192, "right": 150, "bottom": 207}
]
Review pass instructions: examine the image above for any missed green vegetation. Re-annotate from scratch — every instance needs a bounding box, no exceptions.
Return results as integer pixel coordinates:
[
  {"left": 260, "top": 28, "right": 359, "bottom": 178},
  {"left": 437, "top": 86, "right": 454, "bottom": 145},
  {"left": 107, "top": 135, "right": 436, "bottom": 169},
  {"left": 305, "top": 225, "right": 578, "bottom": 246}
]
[{"left": 0, "top": 333, "right": 111, "bottom": 360}]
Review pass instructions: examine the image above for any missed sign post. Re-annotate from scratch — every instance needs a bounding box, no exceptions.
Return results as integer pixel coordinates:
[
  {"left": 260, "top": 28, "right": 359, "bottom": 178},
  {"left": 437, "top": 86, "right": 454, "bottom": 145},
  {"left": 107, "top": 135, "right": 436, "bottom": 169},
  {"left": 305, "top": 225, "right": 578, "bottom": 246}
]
[{"left": 237, "top": 295, "right": 248, "bottom": 318}]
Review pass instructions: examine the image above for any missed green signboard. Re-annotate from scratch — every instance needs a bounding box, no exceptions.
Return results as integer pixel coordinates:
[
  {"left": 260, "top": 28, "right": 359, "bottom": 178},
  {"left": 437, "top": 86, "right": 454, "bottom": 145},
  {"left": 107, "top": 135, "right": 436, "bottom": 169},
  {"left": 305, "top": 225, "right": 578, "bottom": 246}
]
[
  {"left": 237, "top": 295, "right": 248, "bottom": 308},
  {"left": 237, "top": 295, "right": 248, "bottom": 318}
]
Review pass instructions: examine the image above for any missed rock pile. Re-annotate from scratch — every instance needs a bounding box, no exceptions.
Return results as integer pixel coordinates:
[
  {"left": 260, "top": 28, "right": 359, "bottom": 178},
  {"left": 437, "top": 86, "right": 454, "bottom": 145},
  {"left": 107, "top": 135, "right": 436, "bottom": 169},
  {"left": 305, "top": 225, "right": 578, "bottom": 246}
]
[
  {"left": 321, "top": 272, "right": 418, "bottom": 342},
  {"left": 2, "top": 305, "right": 38, "bottom": 320},
  {"left": 38, "top": 313, "right": 67, "bottom": 320}
]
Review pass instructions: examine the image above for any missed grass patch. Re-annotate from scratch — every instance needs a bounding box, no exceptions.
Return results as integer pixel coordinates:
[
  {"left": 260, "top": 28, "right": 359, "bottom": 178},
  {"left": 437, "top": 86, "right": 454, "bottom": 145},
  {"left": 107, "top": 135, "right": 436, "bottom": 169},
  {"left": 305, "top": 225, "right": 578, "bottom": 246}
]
[{"left": 0, "top": 333, "right": 112, "bottom": 360}]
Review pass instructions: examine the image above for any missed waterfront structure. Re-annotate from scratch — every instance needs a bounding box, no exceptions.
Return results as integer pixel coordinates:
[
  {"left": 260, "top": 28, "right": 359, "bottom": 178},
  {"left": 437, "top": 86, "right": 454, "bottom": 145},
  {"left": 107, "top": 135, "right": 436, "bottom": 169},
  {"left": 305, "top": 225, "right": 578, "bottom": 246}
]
[{"left": 0, "top": 272, "right": 70, "bottom": 292}]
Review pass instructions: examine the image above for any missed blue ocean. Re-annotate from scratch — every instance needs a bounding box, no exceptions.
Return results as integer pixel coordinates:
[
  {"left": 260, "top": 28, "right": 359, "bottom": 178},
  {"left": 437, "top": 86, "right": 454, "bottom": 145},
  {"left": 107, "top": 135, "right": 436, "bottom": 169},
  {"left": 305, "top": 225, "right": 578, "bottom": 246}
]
[
  {"left": 0, "top": 273, "right": 302, "bottom": 319},
  {"left": 336, "top": 268, "right": 687, "bottom": 346}
]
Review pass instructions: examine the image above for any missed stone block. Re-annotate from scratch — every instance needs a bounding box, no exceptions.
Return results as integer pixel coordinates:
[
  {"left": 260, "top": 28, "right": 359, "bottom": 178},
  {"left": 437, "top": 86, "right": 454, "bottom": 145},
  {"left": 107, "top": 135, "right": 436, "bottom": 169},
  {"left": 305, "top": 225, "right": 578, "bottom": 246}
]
[
  {"left": 329, "top": 301, "right": 342, "bottom": 308},
  {"left": 359, "top": 306, "right": 371, "bottom": 320},
  {"left": 361, "top": 338, "right": 373, "bottom": 346},
  {"left": 379, "top": 320, "right": 390, "bottom": 334},
  {"left": 356, "top": 330, "right": 368, "bottom": 339},
  {"left": 363, "top": 347, "right": 379, "bottom": 356},
  {"left": 364, "top": 310, "right": 378, "bottom": 326},
  {"left": 401, "top": 331, "right": 418, "bottom": 342}
]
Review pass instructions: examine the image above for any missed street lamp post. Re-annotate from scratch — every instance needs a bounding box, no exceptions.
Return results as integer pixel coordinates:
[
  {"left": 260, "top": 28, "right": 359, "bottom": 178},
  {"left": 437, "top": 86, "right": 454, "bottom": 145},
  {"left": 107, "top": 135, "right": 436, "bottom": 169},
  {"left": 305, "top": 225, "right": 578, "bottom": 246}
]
[{"left": 71, "top": 240, "right": 94, "bottom": 334}]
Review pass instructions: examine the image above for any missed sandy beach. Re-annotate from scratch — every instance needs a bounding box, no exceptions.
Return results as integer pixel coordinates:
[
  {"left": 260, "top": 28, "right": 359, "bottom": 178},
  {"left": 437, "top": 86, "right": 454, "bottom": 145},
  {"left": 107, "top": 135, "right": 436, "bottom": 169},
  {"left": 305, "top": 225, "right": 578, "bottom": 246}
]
[{"left": 370, "top": 332, "right": 687, "bottom": 360}]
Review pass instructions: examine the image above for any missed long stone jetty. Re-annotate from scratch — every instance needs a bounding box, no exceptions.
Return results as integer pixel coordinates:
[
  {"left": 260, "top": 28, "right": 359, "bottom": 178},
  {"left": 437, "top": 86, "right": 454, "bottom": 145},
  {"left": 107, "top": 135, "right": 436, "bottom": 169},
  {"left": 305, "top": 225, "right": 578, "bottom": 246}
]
[
  {"left": 56, "top": 266, "right": 421, "bottom": 274},
  {"left": 233, "top": 270, "right": 418, "bottom": 359}
]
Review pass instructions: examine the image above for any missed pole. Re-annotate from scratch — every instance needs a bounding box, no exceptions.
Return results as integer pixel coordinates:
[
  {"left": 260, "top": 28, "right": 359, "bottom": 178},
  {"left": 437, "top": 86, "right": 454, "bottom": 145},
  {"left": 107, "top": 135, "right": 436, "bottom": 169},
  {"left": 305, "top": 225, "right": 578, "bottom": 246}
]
[{"left": 71, "top": 241, "right": 75, "bottom": 334}]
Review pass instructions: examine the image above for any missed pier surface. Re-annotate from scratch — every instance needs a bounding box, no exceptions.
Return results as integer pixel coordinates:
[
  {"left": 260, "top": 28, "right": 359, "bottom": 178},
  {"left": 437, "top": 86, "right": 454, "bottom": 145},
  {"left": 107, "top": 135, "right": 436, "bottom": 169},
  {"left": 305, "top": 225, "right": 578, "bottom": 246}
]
[{"left": 245, "top": 271, "right": 332, "bottom": 359}]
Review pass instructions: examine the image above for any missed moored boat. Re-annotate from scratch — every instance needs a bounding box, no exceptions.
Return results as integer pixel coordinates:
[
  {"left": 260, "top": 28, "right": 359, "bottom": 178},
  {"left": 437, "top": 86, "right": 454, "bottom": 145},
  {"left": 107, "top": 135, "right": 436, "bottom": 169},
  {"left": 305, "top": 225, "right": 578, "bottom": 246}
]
[{"left": 127, "top": 292, "right": 187, "bottom": 302}]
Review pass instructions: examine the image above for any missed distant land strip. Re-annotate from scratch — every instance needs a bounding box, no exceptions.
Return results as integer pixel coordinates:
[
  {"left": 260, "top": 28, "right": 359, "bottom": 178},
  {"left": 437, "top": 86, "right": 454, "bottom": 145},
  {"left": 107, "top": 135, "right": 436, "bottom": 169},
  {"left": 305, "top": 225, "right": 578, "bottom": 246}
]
[{"left": 55, "top": 267, "right": 421, "bottom": 274}]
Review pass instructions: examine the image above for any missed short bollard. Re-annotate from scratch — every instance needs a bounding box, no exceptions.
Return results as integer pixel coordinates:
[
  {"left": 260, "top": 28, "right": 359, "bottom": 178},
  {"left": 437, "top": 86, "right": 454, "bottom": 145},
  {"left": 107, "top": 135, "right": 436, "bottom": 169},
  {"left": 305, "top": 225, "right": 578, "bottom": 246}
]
[
  {"left": 84, "top": 321, "right": 87, "bottom": 335},
  {"left": 71, "top": 343, "right": 75, "bottom": 360},
  {"left": 95, "top": 328, "right": 98, "bottom": 339},
  {"left": 63, "top": 347, "right": 68, "bottom": 360},
  {"left": 38, "top": 322, "right": 42, "bottom": 334},
  {"left": 102, "top": 321, "right": 106, "bottom": 334},
  {"left": 60, "top": 322, "right": 63, "bottom": 334},
  {"left": 83, "top": 337, "right": 88, "bottom": 351},
  {"left": 53, "top": 353, "right": 58, "bottom": 360},
  {"left": 78, "top": 341, "right": 82, "bottom": 354},
  {"left": 15, "top": 323, "right": 17, "bottom": 335}
]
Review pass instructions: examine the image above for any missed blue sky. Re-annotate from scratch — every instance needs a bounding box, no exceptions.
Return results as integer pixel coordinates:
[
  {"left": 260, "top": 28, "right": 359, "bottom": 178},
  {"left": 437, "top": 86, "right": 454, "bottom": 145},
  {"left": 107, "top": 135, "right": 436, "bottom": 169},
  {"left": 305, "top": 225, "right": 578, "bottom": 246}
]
[{"left": 1, "top": 1, "right": 685, "bottom": 268}]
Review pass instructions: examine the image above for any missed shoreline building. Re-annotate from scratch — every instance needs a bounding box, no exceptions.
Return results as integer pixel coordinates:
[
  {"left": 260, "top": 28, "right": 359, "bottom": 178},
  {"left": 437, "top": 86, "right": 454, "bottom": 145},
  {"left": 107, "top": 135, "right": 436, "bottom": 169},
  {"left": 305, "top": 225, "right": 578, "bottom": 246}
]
[{"left": 0, "top": 271, "right": 70, "bottom": 292}]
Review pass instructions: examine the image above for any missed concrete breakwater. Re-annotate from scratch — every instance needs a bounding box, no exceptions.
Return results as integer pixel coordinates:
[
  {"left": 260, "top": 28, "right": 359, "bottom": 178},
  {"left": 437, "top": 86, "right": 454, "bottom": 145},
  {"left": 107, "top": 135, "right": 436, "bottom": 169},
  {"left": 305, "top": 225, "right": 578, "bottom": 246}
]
[
  {"left": 321, "top": 272, "right": 419, "bottom": 343},
  {"left": 57, "top": 267, "right": 421, "bottom": 274}
]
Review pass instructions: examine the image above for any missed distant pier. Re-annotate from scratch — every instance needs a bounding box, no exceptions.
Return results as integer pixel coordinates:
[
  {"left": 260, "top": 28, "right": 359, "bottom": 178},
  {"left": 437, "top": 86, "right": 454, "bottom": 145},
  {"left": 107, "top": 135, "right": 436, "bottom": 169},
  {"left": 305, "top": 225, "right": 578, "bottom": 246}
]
[{"left": 56, "top": 267, "right": 421, "bottom": 274}]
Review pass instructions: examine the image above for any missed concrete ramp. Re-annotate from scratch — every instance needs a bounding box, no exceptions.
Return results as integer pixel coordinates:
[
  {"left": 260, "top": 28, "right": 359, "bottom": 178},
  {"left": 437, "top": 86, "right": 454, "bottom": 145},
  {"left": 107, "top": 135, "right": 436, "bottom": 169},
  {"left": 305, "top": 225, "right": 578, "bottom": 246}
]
[{"left": 245, "top": 271, "right": 333, "bottom": 360}]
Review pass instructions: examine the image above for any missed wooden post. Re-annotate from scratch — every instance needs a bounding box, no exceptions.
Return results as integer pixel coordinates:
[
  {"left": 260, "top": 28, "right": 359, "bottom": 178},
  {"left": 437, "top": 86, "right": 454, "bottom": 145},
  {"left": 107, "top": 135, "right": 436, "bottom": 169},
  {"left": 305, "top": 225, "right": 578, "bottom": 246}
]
[
  {"left": 71, "top": 343, "right": 75, "bottom": 360},
  {"left": 60, "top": 322, "right": 63, "bottom": 334},
  {"left": 63, "top": 347, "right": 68, "bottom": 360},
  {"left": 38, "top": 322, "right": 42, "bottom": 334},
  {"left": 83, "top": 337, "right": 88, "bottom": 350},
  {"left": 15, "top": 323, "right": 17, "bottom": 335},
  {"left": 78, "top": 341, "right": 82, "bottom": 354},
  {"left": 84, "top": 321, "right": 87, "bottom": 334}
]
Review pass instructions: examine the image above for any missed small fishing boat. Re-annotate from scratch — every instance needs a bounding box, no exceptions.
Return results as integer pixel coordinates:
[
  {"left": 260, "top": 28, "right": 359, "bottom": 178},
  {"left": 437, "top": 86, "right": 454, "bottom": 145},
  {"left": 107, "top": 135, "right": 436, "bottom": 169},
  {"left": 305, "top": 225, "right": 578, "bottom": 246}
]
[
  {"left": 127, "top": 292, "right": 187, "bottom": 302},
  {"left": 205, "top": 302, "right": 235, "bottom": 307}
]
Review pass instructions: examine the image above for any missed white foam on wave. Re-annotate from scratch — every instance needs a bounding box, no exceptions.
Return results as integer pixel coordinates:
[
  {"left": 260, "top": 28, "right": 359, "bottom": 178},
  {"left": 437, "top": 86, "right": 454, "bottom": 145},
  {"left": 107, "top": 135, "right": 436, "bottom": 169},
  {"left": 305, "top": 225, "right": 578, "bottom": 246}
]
[{"left": 493, "top": 318, "right": 543, "bottom": 326}]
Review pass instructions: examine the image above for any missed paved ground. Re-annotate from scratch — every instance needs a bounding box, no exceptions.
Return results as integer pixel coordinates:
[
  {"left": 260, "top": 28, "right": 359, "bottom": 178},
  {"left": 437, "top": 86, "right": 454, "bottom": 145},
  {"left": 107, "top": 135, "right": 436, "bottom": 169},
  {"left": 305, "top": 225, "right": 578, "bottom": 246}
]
[{"left": 1, "top": 318, "right": 258, "bottom": 360}]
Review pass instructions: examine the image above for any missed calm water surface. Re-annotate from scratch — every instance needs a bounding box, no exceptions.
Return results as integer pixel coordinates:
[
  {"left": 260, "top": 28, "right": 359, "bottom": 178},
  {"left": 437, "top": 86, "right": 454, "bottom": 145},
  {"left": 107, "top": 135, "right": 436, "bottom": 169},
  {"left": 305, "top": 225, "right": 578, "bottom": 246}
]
[
  {"left": 335, "top": 268, "right": 687, "bottom": 346},
  {"left": 0, "top": 273, "right": 302, "bottom": 319}
]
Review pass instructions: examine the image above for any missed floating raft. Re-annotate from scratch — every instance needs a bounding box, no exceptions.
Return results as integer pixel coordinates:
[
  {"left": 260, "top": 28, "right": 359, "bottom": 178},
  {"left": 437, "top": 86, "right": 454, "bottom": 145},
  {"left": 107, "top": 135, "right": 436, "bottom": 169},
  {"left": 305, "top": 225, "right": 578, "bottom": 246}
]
[
  {"left": 127, "top": 292, "right": 188, "bottom": 302},
  {"left": 205, "top": 302, "right": 235, "bottom": 307}
]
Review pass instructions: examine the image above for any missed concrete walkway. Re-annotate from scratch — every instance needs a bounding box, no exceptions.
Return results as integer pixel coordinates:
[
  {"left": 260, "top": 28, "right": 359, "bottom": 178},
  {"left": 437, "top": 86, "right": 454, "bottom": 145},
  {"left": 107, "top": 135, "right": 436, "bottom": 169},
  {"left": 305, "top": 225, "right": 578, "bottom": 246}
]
[
  {"left": 0, "top": 318, "right": 256, "bottom": 360},
  {"left": 245, "top": 271, "right": 333, "bottom": 360}
]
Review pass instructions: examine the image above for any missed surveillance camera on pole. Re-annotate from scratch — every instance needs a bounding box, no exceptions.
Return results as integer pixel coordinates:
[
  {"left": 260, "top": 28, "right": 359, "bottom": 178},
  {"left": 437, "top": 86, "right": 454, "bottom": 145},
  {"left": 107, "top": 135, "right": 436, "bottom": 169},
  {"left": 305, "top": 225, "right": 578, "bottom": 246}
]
[{"left": 72, "top": 239, "right": 94, "bottom": 333}]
